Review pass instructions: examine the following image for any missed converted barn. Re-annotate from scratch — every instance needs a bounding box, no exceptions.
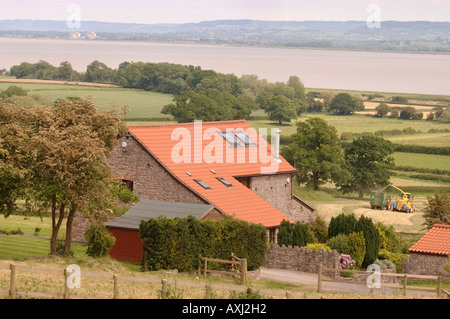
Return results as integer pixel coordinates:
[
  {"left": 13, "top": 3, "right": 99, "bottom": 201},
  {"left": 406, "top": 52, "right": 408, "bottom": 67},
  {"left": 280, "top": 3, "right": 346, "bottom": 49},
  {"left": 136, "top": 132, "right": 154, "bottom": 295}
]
[
  {"left": 402, "top": 224, "right": 450, "bottom": 276},
  {"left": 106, "top": 120, "right": 314, "bottom": 242},
  {"left": 105, "top": 199, "right": 214, "bottom": 263}
]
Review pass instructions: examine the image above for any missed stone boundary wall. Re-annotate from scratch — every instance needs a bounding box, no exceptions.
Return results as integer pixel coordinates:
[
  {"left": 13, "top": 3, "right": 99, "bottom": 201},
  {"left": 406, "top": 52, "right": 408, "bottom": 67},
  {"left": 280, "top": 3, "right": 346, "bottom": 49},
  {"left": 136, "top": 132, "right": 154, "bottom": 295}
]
[{"left": 264, "top": 244, "right": 340, "bottom": 278}]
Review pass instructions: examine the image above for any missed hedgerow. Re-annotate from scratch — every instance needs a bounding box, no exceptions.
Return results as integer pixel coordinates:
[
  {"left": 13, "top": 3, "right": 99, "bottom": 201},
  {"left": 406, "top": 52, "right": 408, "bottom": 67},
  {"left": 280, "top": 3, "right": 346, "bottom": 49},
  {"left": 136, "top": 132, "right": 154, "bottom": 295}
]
[{"left": 139, "top": 216, "right": 267, "bottom": 272}]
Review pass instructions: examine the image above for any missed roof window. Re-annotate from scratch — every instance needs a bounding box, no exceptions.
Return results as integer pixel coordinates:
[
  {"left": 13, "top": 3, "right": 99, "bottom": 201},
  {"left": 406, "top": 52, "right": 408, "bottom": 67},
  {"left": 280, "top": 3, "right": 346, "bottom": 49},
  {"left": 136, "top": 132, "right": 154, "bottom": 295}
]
[
  {"left": 194, "top": 179, "right": 211, "bottom": 190},
  {"left": 233, "top": 131, "right": 257, "bottom": 147},
  {"left": 218, "top": 131, "right": 242, "bottom": 148},
  {"left": 216, "top": 177, "right": 233, "bottom": 187}
]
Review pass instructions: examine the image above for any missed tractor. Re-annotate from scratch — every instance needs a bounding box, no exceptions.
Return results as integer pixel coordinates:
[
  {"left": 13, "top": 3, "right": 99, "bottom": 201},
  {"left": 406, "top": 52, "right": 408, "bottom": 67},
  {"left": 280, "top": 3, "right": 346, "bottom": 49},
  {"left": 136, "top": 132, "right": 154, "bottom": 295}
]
[{"left": 385, "top": 185, "right": 415, "bottom": 213}]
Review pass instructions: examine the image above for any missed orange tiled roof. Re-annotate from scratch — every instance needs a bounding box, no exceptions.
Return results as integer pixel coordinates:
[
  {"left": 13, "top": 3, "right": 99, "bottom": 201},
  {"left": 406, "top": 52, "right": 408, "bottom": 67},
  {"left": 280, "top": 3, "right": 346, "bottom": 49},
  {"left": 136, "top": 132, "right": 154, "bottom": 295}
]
[
  {"left": 408, "top": 224, "right": 450, "bottom": 255},
  {"left": 127, "top": 120, "right": 295, "bottom": 228}
]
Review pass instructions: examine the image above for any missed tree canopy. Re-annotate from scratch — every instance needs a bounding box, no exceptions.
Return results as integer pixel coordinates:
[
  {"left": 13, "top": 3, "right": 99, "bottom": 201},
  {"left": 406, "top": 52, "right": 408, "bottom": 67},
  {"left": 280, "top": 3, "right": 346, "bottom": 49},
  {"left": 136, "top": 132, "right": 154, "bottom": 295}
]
[
  {"left": 161, "top": 89, "right": 257, "bottom": 122},
  {"left": 339, "top": 135, "right": 395, "bottom": 198},
  {"left": 282, "top": 117, "right": 349, "bottom": 190},
  {"left": 330, "top": 93, "right": 358, "bottom": 115}
]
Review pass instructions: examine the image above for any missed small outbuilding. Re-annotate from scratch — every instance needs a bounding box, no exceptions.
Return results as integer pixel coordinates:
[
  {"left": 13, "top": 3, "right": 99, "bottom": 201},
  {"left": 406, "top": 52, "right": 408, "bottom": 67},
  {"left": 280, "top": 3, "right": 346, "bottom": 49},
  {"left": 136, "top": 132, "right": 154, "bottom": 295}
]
[
  {"left": 105, "top": 199, "right": 214, "bottom": 263},
  {"left": 402, "top": 224, "right": 450, "bottom": 276}
]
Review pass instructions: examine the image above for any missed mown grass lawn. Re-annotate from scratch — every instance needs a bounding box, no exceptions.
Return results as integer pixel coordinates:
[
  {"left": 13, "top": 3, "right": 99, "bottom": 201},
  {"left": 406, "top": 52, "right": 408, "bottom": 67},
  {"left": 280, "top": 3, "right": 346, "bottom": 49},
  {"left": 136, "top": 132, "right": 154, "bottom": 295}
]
[{"left": 0, "top": 236, "right": 88, "bottom": 260}]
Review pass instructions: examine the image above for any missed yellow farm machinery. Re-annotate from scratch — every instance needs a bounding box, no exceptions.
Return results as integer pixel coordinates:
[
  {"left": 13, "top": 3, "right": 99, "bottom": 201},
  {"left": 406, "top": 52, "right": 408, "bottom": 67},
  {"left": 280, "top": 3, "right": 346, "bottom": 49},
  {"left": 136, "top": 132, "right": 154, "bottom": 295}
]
[{"left": 370, "top": 185, "right": 415, "bottom": 213}]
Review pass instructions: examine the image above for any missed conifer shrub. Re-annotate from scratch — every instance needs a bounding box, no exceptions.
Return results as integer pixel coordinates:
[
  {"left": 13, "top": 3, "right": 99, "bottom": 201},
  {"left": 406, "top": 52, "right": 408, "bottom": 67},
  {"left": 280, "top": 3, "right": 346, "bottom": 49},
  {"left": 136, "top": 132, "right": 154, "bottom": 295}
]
[
  {"left": 327, "top": 213, "right": 358, "bottom": 239},
  {"left": 292, "top": 221, "right": 316, "bottom": 247},
  {"left": 277, "top": 219, "right": 293, "bottom": 246},
  {"left": 356, "top": 215, "right": 381, "bottom": 268}
]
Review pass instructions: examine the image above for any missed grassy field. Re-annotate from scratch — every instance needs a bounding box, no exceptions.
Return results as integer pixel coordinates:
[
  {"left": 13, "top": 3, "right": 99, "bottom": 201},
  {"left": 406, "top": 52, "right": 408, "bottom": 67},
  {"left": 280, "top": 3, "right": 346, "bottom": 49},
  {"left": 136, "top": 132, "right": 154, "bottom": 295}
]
[
  {"left": 393, "top": 152, "right": 450, "bottom": 171},
  {"left": 0, "top": 81, "right": 174, "bottom": 120}
]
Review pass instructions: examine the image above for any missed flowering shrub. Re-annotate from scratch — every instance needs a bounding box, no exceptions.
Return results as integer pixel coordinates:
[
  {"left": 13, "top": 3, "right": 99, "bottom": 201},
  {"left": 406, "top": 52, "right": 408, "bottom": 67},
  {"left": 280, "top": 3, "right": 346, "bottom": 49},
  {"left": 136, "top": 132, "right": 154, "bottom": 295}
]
[{"left": 339, "top": 254, "right": 356, "bottom": 277}]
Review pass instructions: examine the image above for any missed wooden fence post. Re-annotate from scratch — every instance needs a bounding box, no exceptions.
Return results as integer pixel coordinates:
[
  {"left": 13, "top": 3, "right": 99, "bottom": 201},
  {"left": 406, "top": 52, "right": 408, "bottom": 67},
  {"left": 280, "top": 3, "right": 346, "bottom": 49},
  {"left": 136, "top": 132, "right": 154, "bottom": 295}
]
[
  {"left": 203, "top": 258, "right": 208, "bottom": 277},
  {"left": 403, "top": 274, "right": 408, "bottom": 297},
  {"left": 64, "top": 268, "right": 71, "bottom": 299},
  {"left": 437, "top": 276, "right": 442, "bottom": 298},
  {"left": 205, "top": 284, "right": 211, "bottom": 299},
  {"left": 113, "top": 275, "right": 119, "bottom": 299},
  {"left": 241, "top": 259, "right": 248, "bottom": 285},
  {"left": 9, "top": 264, "right": 16, "bottom": 299},
  {"left": 317, "top": 264, "right": 323, "bottom": 293},
  {"left": 161, "top": 279, "right": 168, "bottom": 299}
]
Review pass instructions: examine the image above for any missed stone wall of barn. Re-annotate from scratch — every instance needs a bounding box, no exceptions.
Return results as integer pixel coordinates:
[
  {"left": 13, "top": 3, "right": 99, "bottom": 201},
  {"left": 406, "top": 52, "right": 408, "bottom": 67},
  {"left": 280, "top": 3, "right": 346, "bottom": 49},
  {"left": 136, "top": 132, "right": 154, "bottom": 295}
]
[
  {"left": 108, "top": 135, "right": 208, "bottom": 204},
  {"left": 402, "top": 253, "right": 450, "bottom": 277},
  {"left": 249, "top": 173, "right": 313, "bottom": 223}
]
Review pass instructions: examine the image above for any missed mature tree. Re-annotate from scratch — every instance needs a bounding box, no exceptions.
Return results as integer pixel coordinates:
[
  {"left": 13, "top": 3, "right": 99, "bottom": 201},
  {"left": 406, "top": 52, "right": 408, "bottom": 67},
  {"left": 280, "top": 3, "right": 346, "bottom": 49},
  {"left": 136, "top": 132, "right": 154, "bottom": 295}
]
[
  {"left": 399, "top": 106, "right": 418, "bottom": 120},
  {"left": 282, "top": 117, "right": 349, "bottom": 190},
  {"left": 422, "top": 192, "right": 450, "bottom": 230},
  {"left": 330, "top": 93, "right": 357, "bottom": 115},
  {"left": 287, "top": 75, "right": 306, "bottom": 101},
  {"left": 161, "top": 89, "right": 256, "bottom": 123},
  {"left": 339, "top": 135, "right": 394, "bottom": 198},
  {"left": 0, "top": 98, "right": 131, "bottom": 255},
  {"left": 375, "top": 102, "right": 390, "bottom": 117},
  {"left": 10, "top": 62, "right": 34, "bottom": 78},
  {"left": 263, "top": 95, "right": 297, "bottom": 124},
  {"left": 84, "top": 60, "right": 115, "bottom": 83},
  {"left": 57, "top": 61, "right": 79, "bottom": 81}
]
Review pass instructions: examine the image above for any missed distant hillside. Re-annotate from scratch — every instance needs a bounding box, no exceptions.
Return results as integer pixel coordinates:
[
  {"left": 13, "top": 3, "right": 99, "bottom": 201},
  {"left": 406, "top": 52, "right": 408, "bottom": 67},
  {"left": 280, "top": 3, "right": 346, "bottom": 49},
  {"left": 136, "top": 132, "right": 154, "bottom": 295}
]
[{"left": 1, "top": 19, "right": 450, "bottom": 53}]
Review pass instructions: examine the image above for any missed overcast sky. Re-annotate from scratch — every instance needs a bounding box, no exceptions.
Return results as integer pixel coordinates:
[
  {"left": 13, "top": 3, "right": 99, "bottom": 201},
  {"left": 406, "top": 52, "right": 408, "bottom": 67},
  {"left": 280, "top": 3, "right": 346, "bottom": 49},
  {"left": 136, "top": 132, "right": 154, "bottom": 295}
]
[{"left": 1, "top": 0, "right": 449, "bottom": 24}]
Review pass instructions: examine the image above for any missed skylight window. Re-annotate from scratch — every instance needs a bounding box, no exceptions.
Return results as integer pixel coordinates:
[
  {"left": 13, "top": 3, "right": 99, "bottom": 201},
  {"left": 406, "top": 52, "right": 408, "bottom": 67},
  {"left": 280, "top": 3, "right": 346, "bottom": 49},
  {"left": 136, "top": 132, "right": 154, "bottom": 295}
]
[
  {"left": 233, "top": 131, "right": 257, "bottom": 147},
  {"left": 194, "top": 179, "right": 211, "bottom": 190},
  {"left": 216, "top": 177, "right": 233, "bottom": 187},
  {"left": 218, "top": 131, "right": 242, "bottom": 148}
]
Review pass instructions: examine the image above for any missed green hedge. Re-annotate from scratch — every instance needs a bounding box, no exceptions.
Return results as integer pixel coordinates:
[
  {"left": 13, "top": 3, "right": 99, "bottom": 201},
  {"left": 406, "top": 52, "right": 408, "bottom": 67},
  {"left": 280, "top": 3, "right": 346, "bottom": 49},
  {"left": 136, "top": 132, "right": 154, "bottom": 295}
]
[{"left": 139, "top": 216, "right": 267, "bottom": 272}]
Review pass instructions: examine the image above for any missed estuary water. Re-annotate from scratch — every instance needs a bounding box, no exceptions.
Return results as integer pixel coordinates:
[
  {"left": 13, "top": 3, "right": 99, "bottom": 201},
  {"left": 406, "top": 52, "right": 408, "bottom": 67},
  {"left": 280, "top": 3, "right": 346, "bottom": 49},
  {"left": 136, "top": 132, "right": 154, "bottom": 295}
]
[{"left": 1, "top": 37, "right": 449, "bottom": 95}]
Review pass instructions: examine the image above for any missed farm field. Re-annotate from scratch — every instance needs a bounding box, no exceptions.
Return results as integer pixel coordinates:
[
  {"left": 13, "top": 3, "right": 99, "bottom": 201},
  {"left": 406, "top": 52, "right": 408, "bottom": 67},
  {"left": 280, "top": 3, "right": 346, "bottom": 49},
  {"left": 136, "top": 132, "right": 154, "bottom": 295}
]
[
  {"left": 393, "top": 152, "right": 450, "bottom": 171},
  {"left": 0, "top": 81, "right": 173, "bottom": 120}
]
